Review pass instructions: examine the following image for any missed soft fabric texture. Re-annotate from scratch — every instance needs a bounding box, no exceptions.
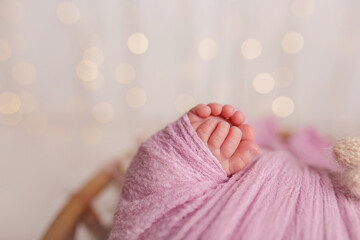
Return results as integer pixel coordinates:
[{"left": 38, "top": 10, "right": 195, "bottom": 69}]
[
  {"left": 109, "top": 114, "right": 360, "bottom": 240},
  {"left": 333, "top": 136, "right": 360, "bottom": 198}
]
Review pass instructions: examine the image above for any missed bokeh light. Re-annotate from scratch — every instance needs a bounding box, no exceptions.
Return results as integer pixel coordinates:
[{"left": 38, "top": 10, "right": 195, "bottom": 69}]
[
  {"left": 0, "top": 111, "right": 22, "bottom": 126},
  {"left": 57, "top": 1, "right": 80, "bottom": 24},
  {"left": 273, "top": 67, "right": 294, "bottom": 88},
  {"left": 241, "top": 38, "right": 262, "bottom": 60},
  {"left": 11, "top": 61, "right": 37, "bottom": 85},
  {"left": 174, "top": 94, "right": 195, "bottom": 114},
  {"left": 83, "top": 47, "right": 104, "bottom": 66},
  {"left": 76, "top": 60, "right": 99, "bottom": 81},
  {"left": 272, "top": 96, "right": 295, "bottom": 118},
  {"left": 197, "top": 38, "right": 219, "bottom": 61},
  {"left": 126, "top": 87, "right": 147, "bottom": 108},
  {"left": 115, "top": 63, "right": 136, "bottom": 84},
  {"left": 92, "top": 102, "right": 114, "bottom": 123},
  {"left": 253, "top": 73, "right": 275, "bottom": 94},
  {"left": 0, "top": 92, "right": 21, "bottom": 115},
  {"left": 0, "top": 39, "right": 12, "bottom": 61},
  {"left": 128, "top": 33, "right": 149, "bottom": 55},
  {"left": 281, "top": 32, "right": 304, "bottom": 54},
  {"left": 83, "top": 73, "right": 104, "bottom": 91}
]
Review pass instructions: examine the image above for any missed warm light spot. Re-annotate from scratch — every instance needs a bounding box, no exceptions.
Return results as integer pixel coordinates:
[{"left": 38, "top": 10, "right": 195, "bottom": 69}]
[
  {"left": 92, "top": 102, "right": 114, "bottom": 123},
  {"left": 76, "top": 60, "right": 99, "bottom": 81},
  {"left": 23, "top": 114, "right": 48, "bottom": 134},
  {"left": 83, "top": 73, "right": 104, "bottom": 91},
  {"left": 83, "top": 47, "right": 104, "bottom": 66},
  {"left": 241, "top": 38, "right": 262, "bottom": 60},
  {"left": 57, "top": 1, "right": 80, "bottom": 24},
  {"left": 0, "top": 111, "right": 22, "bottom": 126},
  {"left": 272, "top": 96, "right": 295, "bottom": 118},
  {"left": 0, "top": 0, "right": 26, "bottom": 23},
  {"left": 19, "top": 92, "right": 36, "bottom": 114},
  {"left": 82, "top": 125, "right": 103, "bottom": 145},
  {"left": 128, "top": 33, "right": 149, "bottom": 55},
  {"left": 115, "top": 64, "right": 136, "bottom": 84},
  {"left": 174, "top": 94, "right": 195, "bottom": 114},
  {"left": 253, "top": 73, "right": 275, "bottom": 94},
  {"left": 126, "top": 87, "right": 147, "bottom": 108},
  {"left": 11, "top": 61, "right": 37, "bottom": 85},
  {"left": 291, "top": 0, "right": 315, "bottom": 18},
  {"left": 0, "top": 39, "right": 12, "bottom": 61},
  {"left": 0, "top": 92, "right": 21, "bottom": 115},
  {"left": 281, "top": 32, "right": 304, "bottom": 54},
  {"left": 197, "top": 38, "right": 219, "bottom": 61},
  {"left": 273, "top": 67, "right": 294, "bottom": 88}
]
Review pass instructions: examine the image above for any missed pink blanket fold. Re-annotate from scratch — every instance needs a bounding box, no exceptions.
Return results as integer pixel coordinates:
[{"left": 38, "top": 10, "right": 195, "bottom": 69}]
[{"left": 109, "top": 114, "right": 360, "bottom": 240}]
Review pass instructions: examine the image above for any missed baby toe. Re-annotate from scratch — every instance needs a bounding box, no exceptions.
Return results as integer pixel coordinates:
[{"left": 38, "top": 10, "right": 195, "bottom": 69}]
[
  {"left": 207, "top": 103, "right": 222, "bottom": 116},
  {"left": 196, "top": 118, "right": 219, "bottom": 143},
  {"left": 220, "top": 126, "right": 242, "bottom": 158},
  {"left": 208, "top": 121, "right": 230, "bottom": 152},
  {"left": 221, "top": 104, "right": 235, "bottom": 119},
  {"left": 190, "top": 104, "right": 211, "bottom": 118},
  {"left": 229, "top": 111, "right": 245, "bottom": 126}
]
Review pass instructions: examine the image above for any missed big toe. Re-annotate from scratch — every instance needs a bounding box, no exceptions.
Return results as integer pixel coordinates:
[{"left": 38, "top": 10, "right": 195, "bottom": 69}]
[{"left": 190, "top": 104, "right": 211, "bottom": 118}]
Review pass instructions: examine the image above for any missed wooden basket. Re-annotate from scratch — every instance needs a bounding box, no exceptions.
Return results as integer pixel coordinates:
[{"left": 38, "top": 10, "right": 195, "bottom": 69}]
[{"left": 41, "top": 150, "right": 134, "bottom": 240}]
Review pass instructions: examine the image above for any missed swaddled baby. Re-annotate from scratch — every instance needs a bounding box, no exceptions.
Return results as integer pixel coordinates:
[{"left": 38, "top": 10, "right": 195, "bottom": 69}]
[{"left": 109, "top": 103, "right": 360, "bottom": 240}]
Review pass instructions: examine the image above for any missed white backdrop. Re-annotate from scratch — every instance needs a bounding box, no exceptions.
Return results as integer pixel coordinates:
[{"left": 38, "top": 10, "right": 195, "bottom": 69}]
[{"left": 1, "top": 0, "right": 360, "bottom": 239}]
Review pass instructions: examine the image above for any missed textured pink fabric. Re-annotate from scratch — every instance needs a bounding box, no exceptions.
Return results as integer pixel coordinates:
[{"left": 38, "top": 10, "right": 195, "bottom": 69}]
[{"left": 109, "top": 114, "right": 360, "bottom": 240}]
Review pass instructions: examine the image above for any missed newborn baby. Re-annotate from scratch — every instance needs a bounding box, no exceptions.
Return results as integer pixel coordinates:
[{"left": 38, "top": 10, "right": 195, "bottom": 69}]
[
  {"left": 187, "top": 103, "right": 259, "bottom": 176},
  {"left": 109, "top": 103, "right": 360, "bottom": 240}
]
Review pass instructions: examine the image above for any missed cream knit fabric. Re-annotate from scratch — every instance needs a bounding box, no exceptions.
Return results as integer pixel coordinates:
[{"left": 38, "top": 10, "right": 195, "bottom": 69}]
[{"left": 333, "top": 136, "right": 360, "bottom": 198}]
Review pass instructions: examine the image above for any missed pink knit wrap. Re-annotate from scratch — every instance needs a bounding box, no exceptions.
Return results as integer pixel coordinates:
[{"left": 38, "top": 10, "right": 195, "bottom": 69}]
[{"left": 109, "top": 114, "right": 360, "bottom": 240}]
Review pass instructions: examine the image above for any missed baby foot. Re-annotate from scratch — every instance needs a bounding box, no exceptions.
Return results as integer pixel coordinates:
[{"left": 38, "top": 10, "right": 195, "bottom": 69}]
[{"left": 187, "top": 103, "right": 259, "bottom": 176}]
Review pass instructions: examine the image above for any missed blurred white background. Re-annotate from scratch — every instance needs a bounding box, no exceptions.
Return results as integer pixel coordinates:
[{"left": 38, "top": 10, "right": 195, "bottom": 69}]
[{"left": 1, "top": 0, "right": 360, "bottom": 239}]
